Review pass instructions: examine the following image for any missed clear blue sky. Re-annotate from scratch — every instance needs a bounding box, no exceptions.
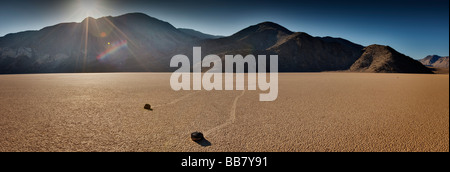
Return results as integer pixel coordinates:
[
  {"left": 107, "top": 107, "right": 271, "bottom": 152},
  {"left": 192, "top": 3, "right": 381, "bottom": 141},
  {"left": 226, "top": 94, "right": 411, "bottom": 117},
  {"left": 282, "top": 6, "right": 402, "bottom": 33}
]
[{"left": 0, "top": 0, "right": 448, "bottom": 59}]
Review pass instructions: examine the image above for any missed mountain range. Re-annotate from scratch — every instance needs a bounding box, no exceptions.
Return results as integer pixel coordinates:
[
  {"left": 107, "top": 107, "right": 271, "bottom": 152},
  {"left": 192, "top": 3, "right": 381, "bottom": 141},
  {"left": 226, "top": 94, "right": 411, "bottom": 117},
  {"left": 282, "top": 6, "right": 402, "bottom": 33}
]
[{"left": 0, "top": 13, "right": 434, "bottom": 74}]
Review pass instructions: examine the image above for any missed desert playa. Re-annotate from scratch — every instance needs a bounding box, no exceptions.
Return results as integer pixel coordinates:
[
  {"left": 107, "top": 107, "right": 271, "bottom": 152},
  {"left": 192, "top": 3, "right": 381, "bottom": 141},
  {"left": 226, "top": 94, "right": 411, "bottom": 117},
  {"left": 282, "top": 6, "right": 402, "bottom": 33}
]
[{"left": 0, "top": 73, "right": 448, "bottom": 152}]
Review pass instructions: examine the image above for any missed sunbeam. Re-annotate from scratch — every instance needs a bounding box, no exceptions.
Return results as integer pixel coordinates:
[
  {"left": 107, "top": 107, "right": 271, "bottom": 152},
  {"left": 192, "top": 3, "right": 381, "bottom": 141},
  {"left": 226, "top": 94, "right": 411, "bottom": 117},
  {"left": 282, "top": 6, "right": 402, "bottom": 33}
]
[{"left": 83, "top": 16, "right": 89, "bottom": 72}]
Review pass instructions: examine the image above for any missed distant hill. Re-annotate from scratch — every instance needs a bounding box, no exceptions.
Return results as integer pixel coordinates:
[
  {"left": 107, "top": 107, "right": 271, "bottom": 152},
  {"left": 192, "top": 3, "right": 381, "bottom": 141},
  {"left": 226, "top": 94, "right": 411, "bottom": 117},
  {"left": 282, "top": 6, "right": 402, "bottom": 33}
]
[
  {"left": 0, "top": 13, "right": 435, "bottom": 74},
  {"left": 349, "top": 45, "right": 433, "bottom": 73},
  {"left": 419, "top": 55, "right": 449, "bottom": 68},
  {"left": 177, "top": 28, "right": 223, "bottom": 39}
]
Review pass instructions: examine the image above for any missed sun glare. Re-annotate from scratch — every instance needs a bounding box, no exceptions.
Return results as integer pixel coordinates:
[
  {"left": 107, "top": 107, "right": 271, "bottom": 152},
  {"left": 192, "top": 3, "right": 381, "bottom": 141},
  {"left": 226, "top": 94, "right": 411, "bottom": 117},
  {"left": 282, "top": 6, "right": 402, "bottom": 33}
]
[{"left": 77, "top": 0, "right": 101, "bottom": 17}]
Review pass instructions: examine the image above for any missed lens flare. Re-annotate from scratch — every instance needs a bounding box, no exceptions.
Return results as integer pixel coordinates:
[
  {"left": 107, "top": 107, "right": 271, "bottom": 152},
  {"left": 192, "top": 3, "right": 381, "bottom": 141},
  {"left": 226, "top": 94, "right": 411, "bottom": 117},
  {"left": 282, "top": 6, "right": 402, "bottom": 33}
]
[{"left": 96, "top": 40, "right": 128, "bottom": 60}]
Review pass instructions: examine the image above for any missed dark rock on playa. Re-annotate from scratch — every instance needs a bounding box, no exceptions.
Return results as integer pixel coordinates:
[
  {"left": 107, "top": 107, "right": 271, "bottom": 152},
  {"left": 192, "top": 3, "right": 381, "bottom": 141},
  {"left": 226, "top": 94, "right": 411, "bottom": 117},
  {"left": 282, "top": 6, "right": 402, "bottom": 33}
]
[
  {"left": 144, "top": 104, "right": 152, "bottom": 110},
  {"left": 191, "top": 132, "right": 204, "bottom": 141}
]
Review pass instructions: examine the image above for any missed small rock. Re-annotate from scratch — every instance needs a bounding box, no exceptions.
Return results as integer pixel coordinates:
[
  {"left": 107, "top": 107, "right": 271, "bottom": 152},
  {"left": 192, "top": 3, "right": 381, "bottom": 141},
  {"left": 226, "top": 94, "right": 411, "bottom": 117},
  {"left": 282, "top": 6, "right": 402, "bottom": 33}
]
[
  {"left": 191, "top": 132, "right": 204, "bottom": 141},
  {"left": 144, "top": 104, "right": 152, "bottom": 110}
]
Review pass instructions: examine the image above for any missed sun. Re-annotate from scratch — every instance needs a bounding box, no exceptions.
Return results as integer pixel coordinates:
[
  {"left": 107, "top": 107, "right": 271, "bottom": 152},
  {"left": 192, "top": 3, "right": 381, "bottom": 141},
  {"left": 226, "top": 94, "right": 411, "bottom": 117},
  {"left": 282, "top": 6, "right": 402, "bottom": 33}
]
[{"left": 77, "top": 0, "right": 101, "bottom": 17}]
